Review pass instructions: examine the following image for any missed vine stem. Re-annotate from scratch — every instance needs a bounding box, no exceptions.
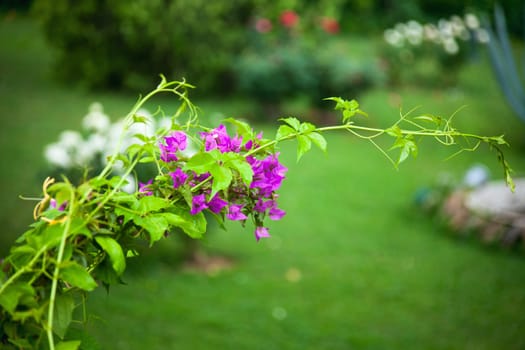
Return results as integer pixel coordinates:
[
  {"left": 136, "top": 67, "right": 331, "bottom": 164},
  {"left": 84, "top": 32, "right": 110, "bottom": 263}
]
[
  {"left": 98, "top": 80, "right": 195, "bottom": 180},
  {"left": 46, "top": 186, "right": 76, "bottom": 350}
]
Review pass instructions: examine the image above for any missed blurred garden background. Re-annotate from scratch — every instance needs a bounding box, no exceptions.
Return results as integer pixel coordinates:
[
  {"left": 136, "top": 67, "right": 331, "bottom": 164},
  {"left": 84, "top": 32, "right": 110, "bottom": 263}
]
[{"left": 2, "top": 0, "right": 525, "bottom": 348}]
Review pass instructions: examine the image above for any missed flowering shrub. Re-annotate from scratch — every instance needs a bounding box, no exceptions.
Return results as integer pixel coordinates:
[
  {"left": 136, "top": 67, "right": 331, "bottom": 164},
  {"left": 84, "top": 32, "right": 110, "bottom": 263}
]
[
  {"left": 0, "top": 78, "right": 514, "bottom": 349},
  {"left": 381, "top": 13, "right": 489, "bottom": 86},
  {"left": 233, "top": 9, "right": 384, "bottom": 117}
]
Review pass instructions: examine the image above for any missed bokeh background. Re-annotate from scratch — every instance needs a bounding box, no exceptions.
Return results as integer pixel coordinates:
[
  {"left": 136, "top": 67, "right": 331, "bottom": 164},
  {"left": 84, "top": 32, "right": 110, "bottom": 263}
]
[{"left": 1, "top": 1, "right": 525, "bottom": 349}]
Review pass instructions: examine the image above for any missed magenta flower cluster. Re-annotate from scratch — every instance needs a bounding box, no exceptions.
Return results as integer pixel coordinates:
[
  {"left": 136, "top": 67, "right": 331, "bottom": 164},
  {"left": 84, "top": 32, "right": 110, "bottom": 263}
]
[{"left": 140, "top": 126, "right": 287, "bottom": 241}]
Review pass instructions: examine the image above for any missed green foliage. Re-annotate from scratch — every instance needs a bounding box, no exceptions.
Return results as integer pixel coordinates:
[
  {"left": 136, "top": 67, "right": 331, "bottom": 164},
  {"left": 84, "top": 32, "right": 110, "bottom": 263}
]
[{"left": 31, "top": 0, "right": 256, "bottom": 92}]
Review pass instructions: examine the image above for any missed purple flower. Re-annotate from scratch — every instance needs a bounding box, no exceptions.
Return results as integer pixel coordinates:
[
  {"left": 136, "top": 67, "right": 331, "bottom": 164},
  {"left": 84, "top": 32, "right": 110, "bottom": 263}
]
[
  {"left": 169, "top": 168, "right": 188, "bottom": 189},
  {"left": 50, "top": 199, "right": 67, "bottom": 211},
  {"left": 254, "top": 199, "right": 272, "bottom": 213},
  {"left": 227, "top": 203, "right": 247, "bottom": 221},
  {"left": 200, "top": 125, "right": 228, "bottom": 152},
  {"left": 167, "top": 131, "right": 187, "bottom": 150},
  {"left": 207, "top": 195, "right": 228, "bottom": 214},
  {"left": 200, "top": 125, "right": 243, "bottom": 153},
  {"left": 269, "top": 206, "right": 286, "bottom": 220},
  {"left": 230, "top": 135, "right": 243, "bottom": 153},
  {"left": 255, "top": 226, "right": 270, "bottom": 241},
  {"left": 249, "top": 153, "right": 288, "bottom": 197},
  {"left": 190, "top": 194, "right": 208, "bottom": 215},
  {"left": 160, "top": 131, "right": 187, "bottom": 162},
  {"left": 139, "top": 179, "right": 153, "bottom": 196}
]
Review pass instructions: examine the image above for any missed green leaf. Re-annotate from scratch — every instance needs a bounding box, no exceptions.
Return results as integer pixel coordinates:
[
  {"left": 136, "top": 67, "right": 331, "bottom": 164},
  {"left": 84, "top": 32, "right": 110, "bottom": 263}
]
[
  {"left": 48, "top": 182, "right": 73, "bottom": 203},
  {"left": 92, "top": 258, "right": 120, "bottom": 292},
  {"left": 8, "top": 245, "right": 36, "bottom": 269},
  {"left": 132, "top": 115, "right": 148, "bottom": 124},
  {"left": 390, "top": 136, "right": 417, "bottom": 164},
  {"left": 209, "top": 164, "right": 233, "bottom": 199},
  {"left": 385, "top": 125, "right": 402, "bottom": 137},
  {"left": 324, "top": 96, "right": 345, "bottom": 110},
  {"left": 0, "top": 282, "right": 35, "bottom": 314},
  {"left": 414, "top": 114, "right": 441, "bottom": 124},
  {"left": 134, "top": 196, "right": 170, "bottom": 215},
  {"left": 56, "top": 340, "right": 82, "bottom": 350},
  {"left": 40, "top": 224, "right": 66, "bottom": 249},
  {"left": 276, "top": 125, "right": 296, "bottom": 140},
  {"left": 133, "top": 215, "right": 169, "bottom": 245},
  {"left": 299, "top": 122, "right": 316, "bottom": 133},
  {"left": 307, "top": 132, "right": 327, "bottom": 152},
  {"left": 111, "top": 192, "right": 138, "bottom": 204},
  {"left": 114, "top": 153, "right": 130, "bottom": 168},
  {"left": 139, "top": 156, "right": 156, "bottom": 163},
  {"left": 224, "top": 117, "right": 253, "bottom": 139},
  {"left": 126, "top": 143, "right": 144, "bottom": 158},
  {"left": 184, "top": 152, "right": 217, "bottom": 173},
  {"left": 325, "top": 97, "right": 366, "bottom": 123},
  {"left": 169, "top": 207, "right": 207, "bottom": 238},
  {"left": 296, "top": 135, "right": 312, "bottom": 161},
  {"left": 59, "top": 262, "right": 98, "bottom": 291},
  {"left": 229, "top": 158, "right": 253, "bottom": 185},
  {"left": 114, "top": 206, "right": 138, "bottom": 225},
  {"left": 94, "top": 236, "right": 126, "bottom": 276},
  {"left": 53, "top": 293, "right": 75, "bottom": 339},
  {"left": 280, "top": 117, "right": 301, "bottom": 131}
]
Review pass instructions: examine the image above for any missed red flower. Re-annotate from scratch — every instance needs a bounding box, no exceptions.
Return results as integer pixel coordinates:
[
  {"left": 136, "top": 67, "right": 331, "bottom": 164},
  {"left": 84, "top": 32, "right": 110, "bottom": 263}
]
[
  {"left": 320, "top": 17, "right": 340, "bottom": 34},
  {"left": 255, "top": 18, "right": 272, "bottom": 33},
  {"left": 280, "top": 10, "right": 299, "bottom": 28}
]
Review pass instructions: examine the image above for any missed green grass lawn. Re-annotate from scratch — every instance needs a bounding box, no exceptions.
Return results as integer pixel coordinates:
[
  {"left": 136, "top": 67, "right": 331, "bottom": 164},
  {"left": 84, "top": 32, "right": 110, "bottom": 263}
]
[{"left": 2, "top": 15, "right": 525, "bottom": 350}]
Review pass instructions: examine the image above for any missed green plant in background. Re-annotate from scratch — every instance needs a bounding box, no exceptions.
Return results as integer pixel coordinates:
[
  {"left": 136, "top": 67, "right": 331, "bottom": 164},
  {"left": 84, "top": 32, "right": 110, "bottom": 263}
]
[
  {"left": 381, "top": 13, "right": 489, "bottom": 87},
  {"left": 0, "top": 77, "right": 515, "bottom": 349},
  {"left": 483, "top": 4, "right": 525, "bottom": 123},
  {"left": 234, "top": 9, "right": 385, "bottom": 120},
  {"left": 31, "top": 0, "right": 256, "bottom": 92}
]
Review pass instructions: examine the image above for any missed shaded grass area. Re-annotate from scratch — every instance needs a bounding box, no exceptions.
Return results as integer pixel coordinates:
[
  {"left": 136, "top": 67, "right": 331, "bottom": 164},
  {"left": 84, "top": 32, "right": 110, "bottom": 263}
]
[{"left": 2, "top": 15, "right": 525, "bottom": 349}]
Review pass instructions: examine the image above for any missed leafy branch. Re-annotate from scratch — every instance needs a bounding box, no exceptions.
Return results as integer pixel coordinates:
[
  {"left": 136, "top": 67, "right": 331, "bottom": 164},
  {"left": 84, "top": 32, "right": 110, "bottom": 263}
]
[{"left": 0, "top": 80, "right": 514, "bottom": 350}]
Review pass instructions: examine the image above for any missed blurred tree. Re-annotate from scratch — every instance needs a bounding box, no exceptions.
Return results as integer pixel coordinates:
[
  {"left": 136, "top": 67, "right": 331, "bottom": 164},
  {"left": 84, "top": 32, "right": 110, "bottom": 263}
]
[
  {"left": 0, "top": 0, "right": 32, "bottom": 12},
  {"left": 31, "top": 0, "right": 256, "bottom": 93}
]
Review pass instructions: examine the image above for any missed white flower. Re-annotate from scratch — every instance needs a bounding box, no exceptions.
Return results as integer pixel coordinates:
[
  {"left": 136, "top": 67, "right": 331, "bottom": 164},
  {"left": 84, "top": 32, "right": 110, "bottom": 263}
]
[
  {"left": 85, "top": 133, "right": 107, "bottom": 154},
  {"left": 83, "top": 103, "right": 110, "bottom": 133},
  {"left": 424, "top": 24, "right": 440, "bottom": 42},
  {"left": 44, "top": 142, "right": 72, "bottom": 168},
  {"left": 120, "top": 174, "right": 136, "bottom": 194},
  {"left": 58, "top": 130, "right": 82, "bottom": 149},
  {"left": 464, "top": 13, "right": 480, "bottom": 29},
  {"left": 101, "top": 120, "right": 123, "bottom": 161},
  {"left": 405, "top": 21, "right": 423, "bottom": 45},
  {"left": 394, "top": 23, "right": 407, "bottom": 35},
  {"left": 384, "top": 29, "right": 404, "bottom": 47},
  {"left": 450, "top": 16, "right": 468, "bottom": 40},
  {"left": 74, "top": 140, "right": 96, "bottom": 165},
  {"left": 443, "top": 38, "right": 459, "bottom": 54},
  {"left": 474, "top": 28, "right": 490, "bottom": 44},
  {"left": 438, "top": 19, "right": 453, "bottom": 38},
  {"left": 156, "top": 116, "right": 173, "bottom": 131}
]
